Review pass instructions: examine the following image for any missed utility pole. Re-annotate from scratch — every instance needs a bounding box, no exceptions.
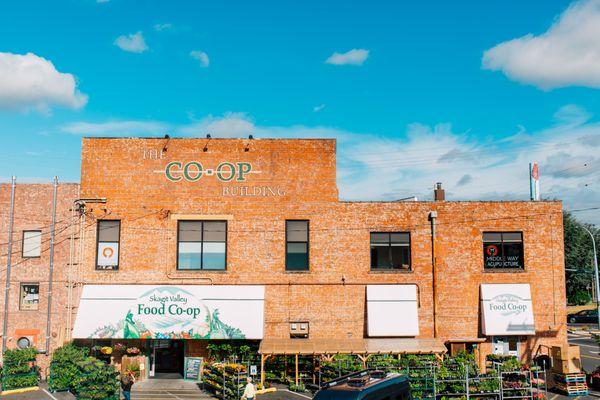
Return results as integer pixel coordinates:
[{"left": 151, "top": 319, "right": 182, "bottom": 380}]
[
  {"left": 580, "top": 225, "right": 600, "bottom": 330},
  {"left": 2, "top": 177, "right": 16, "bottom": 357}
]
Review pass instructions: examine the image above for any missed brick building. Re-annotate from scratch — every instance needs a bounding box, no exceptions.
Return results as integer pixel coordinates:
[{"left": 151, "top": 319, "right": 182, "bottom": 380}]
[{"left": 0, "top": 137, "right": 567, "bottom": 375}]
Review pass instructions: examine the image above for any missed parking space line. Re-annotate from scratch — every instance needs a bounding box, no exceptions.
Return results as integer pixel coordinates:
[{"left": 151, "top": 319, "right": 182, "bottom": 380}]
[
  {"left": 42, "top": 389, "right": 59, "bottom": 400},
  {"left": 280, "top": 389, "right": 313, "bottom": 399}
]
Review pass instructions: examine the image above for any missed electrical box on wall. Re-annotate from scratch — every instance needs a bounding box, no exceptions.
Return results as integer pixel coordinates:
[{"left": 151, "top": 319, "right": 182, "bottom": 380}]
[{"left": 289, "top": 321, "right": 309, "bottom": 338}]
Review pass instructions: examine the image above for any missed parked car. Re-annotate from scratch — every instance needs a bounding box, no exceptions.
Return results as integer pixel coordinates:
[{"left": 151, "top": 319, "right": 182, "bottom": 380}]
[
  {"left": 314, "top": 370, "right": 411, "bottom": 400},
  {"left": 568, "top": 309, "right": 598, "bottom": 323}
]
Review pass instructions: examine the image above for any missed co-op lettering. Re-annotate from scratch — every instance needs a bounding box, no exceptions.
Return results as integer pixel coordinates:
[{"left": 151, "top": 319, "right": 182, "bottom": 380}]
[
  {"left": 137, "top": 303, "right": 202, "bottom": 318},
  {"left": 165, "top": 161, "right": 252, "bottom": 182}
]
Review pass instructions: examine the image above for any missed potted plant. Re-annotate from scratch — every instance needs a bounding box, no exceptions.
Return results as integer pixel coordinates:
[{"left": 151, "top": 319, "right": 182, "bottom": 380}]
[{"left": 126, "top": 347, "right": 140, "bottom": 356}]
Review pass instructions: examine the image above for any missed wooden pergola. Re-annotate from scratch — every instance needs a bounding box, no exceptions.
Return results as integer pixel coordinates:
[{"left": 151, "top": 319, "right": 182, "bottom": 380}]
[{"left": 258, "top": 338, "right": 447, "bottom": 386}]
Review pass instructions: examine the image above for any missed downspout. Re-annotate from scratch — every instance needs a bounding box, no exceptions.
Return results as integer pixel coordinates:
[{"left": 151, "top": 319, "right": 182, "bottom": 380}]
[
  {"left": 43, "top": 177, "right": 58, "bottom": 355},
  {"left": 429, "top": 211, "right": 438, "bottom": 338},
  {"left": 2, "top": 176, "right": 16, "bottom": 357}
]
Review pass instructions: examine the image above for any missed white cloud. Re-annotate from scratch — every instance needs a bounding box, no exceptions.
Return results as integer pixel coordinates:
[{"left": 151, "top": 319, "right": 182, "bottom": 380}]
[
  {"left": 62, "top": 120, "right": 168, "bottom": 136},
  {"left": 114, "top": 32, "right": 148, "bottom": 53},
  {"left": 326, "top": 49, "right": 369, "bottom": 66},
  {"left": 313, "top": 104, "right": 326, "bottom": 112},
  {"left": 190, "top": 50, "right": 209, "bottom": 68},
  {"left": 0, "top": 52, "right": 88, "bottom": 112},
  {"left": 154, "top": 23, "right": 172, "bottom": 31},
  {"left": 482, "top": 0, "right": 600, "bottom": 89}
]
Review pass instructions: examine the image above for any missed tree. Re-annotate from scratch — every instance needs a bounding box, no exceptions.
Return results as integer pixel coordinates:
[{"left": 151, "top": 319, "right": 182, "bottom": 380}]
[{"left": 564, "top": 212, "right": 599, "bottom": 304}]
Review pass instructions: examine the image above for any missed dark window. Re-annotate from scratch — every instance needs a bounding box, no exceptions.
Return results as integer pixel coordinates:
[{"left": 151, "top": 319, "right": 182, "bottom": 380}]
[
  {"left": 370, "top": 232, "right": 411, "bottom": 270},
  {"left": 22, "top": 230, "right": 42, "bottom": 258},
  {"left": 483, "top": 232, "right": 524, "bottom": 270},
  {"left": 286, "top": 220, "right": 309, "bottom": 271},
  {"left": 96, "top": 220, "right": 120, "bottom": 270},
  {"left": 177, "top": 221, "right": 226, "bottom": 270},
  {"left": 20, "top": 283, "right": 39, "bottom": 310}
]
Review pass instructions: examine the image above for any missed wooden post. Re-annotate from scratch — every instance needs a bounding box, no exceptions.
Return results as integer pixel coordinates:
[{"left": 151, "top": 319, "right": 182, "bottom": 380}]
[
  {"left": 260, "top": 354, "right": 265, "bottom": 387},
  {"left": 295, "top": 354, "right": 299, "bottom": 386}
]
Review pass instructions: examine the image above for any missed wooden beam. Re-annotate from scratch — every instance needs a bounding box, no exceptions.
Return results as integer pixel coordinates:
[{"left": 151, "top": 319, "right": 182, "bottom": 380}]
[{"left": 295, "top": 354, "right": 299, "bottom": 386}]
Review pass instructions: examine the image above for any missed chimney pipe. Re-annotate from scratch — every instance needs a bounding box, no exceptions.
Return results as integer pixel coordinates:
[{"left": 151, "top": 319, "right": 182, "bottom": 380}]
[{"left": 434, "top": 182, "right": 445, "bottom": 201}]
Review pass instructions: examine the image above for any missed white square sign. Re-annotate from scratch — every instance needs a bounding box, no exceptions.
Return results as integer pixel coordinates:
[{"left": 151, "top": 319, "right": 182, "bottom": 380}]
[{"left": 97, "top": 242, "right": 119, "bottom": 267}]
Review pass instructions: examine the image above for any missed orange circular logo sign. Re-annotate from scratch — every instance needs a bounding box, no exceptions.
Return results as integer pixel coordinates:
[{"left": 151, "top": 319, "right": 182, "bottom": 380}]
[{"left": 102, "top": 247, "right": 114, "bottom": 258}]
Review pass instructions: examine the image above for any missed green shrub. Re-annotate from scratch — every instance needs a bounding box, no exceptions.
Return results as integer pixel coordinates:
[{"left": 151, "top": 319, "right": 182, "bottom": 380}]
[
  {"left": 572, "top": 290, "right": 592, "bottom": 306},
  {"left": 49, "top": 344, "right": 88, "bottom": 392},
  {"left": 2, "top": 347, "right": 39, "bottom": 390},
  {"left": 72, "top": 357, "right": 119, "bottom": 400}
]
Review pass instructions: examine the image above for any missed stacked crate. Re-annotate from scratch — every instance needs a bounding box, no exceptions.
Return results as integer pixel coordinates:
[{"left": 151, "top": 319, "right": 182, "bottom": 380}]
[{"left": 551, "top": 345, "right": 588, "bottom": 396}]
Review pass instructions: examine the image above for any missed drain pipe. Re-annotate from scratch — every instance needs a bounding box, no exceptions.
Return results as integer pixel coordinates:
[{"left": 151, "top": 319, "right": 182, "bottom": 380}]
[
  {"left": 2, "top": 177, "right": 16, "bottom": 357},
  {"left": 429, "top": 210, "right": 438, "bottom": 338},
  {"left": 42, "top": 177, "right": 59, "bottom": 355}
]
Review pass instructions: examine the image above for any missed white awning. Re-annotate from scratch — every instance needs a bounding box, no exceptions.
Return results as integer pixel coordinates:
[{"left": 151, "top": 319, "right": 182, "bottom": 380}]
[
  {"left": 73, "top": 285, "right": 264, "bottom": 340},
  {"left": 367, "top": 285, "right": 419, "bottom": 337},
  {"left": 481, "top": 283, "right": 535, "bottom": 336}
]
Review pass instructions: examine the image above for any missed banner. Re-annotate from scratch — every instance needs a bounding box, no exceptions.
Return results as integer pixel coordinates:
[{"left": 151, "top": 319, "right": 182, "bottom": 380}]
[
  {"left": 73, "top": 285, "right": 264, "bottom": 339},
  {"left": 367, "top": 285, "right": 419, "bottom": 336}
]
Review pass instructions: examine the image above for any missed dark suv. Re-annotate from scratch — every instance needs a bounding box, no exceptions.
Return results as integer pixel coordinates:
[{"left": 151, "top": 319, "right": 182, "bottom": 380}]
[
  {"left": 568, "top": 309, "right": 598, "bottom": 323},
  {"left": 314, "top": 370, "right": 411, "bottom": 400}
]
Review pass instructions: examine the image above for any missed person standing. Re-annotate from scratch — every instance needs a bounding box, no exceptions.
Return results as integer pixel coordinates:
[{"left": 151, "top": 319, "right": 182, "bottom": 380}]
[
  {"left": 120, "top": 373, "right": 135, "bottom": 400},
  {"left": 241, "top": 376, "right": 256, "bottom": 400}
]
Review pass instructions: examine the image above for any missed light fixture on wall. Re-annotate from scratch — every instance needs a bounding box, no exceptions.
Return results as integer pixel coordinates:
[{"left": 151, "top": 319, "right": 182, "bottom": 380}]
[
  {"left": 162, "top": 134, "right": 171, "bottom": 152},
  {"left": 203, "top": 134, "right": 211, "bottom": 152},
  {"left": 244, "top": 134, "right": 254, "bottom": 152}
]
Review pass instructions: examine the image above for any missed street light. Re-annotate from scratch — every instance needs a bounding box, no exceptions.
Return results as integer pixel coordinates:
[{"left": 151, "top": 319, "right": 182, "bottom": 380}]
[{"left": 580, "top": 225, "right": 600, "bottom": 330}]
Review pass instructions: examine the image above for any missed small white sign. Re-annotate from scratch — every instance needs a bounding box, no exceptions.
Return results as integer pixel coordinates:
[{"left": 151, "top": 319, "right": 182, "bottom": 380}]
[
  {"left": 97, "top": 243, "right": 119, "bottom": 267},
  {"left": 250, "top": 365, "right": 257, "bottom": 376}
]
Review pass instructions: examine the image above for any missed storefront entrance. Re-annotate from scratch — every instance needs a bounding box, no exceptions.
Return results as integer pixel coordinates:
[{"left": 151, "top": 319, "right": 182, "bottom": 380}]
[{"left": 152, "top": 340, "right": 185, "bottom": 377}]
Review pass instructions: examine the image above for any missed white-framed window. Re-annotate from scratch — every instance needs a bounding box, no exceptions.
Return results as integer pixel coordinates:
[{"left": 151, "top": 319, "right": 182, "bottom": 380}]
[
  {"left": 20, "top": 283, "right": 39, "bottom": 311},
  {"left": 22, "top": 230, "right": 42, "bottom": 258},
  {"left": 96, "top": 220, "right": 120, "bottom": 270},
  {"left": 492, "top": 336, "right": 520, "bottom": 357}
]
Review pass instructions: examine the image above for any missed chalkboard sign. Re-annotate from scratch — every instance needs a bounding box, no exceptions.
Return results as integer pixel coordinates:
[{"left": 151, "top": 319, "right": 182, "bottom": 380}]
[{"left": 184, "top": 357, "right": 203, "bottom": 381}]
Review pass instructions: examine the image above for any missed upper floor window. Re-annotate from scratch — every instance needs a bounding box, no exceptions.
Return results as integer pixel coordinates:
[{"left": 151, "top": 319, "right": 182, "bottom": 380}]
[
  {"left": 483, "top": 232, "right": 524, "bottom": 270},
  {"left": 370, "top": 232, "right": 411, "bottom": 271},
  {"left": 22, "top": 230, "right": 42, "bottom": 258},
  {"left": 177, "top": 221, "right": 226, "bottom": 270},
  {"left": 286, "top": 220, "right": 309, "bottom": 271},
  {"left": 96, "top": 220, "right": 120, "bottom": 270},
  {"left": 20, "top": 283, "right": 39, "bottom": 311}
]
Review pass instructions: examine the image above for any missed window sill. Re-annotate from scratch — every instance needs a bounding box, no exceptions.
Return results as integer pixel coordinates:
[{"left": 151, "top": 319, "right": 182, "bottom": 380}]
[
  {"left": 174, "top": 269, "right": 228, "bottom": 273},
  {"left": 369, "top": 269, "right": 413, "bottom": 274},
  {"left": 483, "top": 269, "right": 526, "bottom": 273},
  {"left": 285, "top": 270, "right": 310, "bottom": 274}
]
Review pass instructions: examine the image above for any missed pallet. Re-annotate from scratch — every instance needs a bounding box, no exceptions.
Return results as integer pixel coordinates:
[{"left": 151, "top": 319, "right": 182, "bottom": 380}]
[{"left": 554, "top": 373, "right": 586, "bottom": 384}]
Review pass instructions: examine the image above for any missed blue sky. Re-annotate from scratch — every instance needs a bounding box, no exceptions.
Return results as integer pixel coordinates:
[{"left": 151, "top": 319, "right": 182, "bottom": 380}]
[{"left": 1, "top": 0, "right": 600, "bottom": 221}]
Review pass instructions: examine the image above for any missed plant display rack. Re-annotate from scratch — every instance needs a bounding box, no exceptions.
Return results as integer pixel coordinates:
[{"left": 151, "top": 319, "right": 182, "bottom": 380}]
[
  {"left": 1, "top": 348, "right": 39, "bottom": 394},
  {"left": 552, "top": 373, "right": 588, "bottom": 397},
  {"left": 202, "top": 362, "right": 248, "bottom": 400}
]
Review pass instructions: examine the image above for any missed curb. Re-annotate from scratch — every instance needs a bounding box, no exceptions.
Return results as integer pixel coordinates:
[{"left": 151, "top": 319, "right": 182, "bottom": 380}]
[{"left": 1, "top": 386, "right": 40, "bottom": 395}]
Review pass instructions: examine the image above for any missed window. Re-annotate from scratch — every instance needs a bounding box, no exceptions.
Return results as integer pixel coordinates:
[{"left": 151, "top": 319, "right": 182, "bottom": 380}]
[
  {"left": 492, "top": 336, "right": 520, "bottom": 356},
  {"left": 177, "top": 221, "right": 226, "bottom": 270},
  {"left": 22, "top": 230, "right": 41, "bottom": 258},
  {"left": 483, "top": 232, "right": 524, "bottom": 270},
  {"left": 96, "top": 220, "right": 120, "bottom": 270},
  {"left": 370, "top": 232, "right": 411, "bottom": 270},
  {"left": 20, "top": 284, "right": 39, "bottom": 310},
  {"left": 286, "top": 220, "right": 309, "bottom": 271},
  {"left": 16, "top": 337, "right": 31, "bottom": 349}
]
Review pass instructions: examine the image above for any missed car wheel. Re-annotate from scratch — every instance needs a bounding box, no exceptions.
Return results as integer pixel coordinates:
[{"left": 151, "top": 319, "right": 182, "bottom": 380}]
[{"left": 569, "top": 317, "right": 577, "bottom": 323}]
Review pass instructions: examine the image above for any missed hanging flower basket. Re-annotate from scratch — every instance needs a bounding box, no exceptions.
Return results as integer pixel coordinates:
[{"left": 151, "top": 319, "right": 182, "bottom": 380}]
[
  {"left": 126, "top": 347, "right": 140, "bottom": 355},
  {"left": 100, "top": 346, "right": 113, "bottom": 355}
]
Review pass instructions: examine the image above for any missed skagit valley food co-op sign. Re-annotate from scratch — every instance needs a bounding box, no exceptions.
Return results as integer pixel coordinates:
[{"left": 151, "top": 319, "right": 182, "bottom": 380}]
[{"left": 156, "top": 161, "right": 286, "bottom": 197}]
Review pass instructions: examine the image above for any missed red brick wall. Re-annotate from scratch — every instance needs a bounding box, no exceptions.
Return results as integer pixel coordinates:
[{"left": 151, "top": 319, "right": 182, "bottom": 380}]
[
  {"left": 0, "top": 182, "right": 79, "bottom": 373},
  {"left": 0, "top": 137, "right": 567, "bottom": 368}
]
